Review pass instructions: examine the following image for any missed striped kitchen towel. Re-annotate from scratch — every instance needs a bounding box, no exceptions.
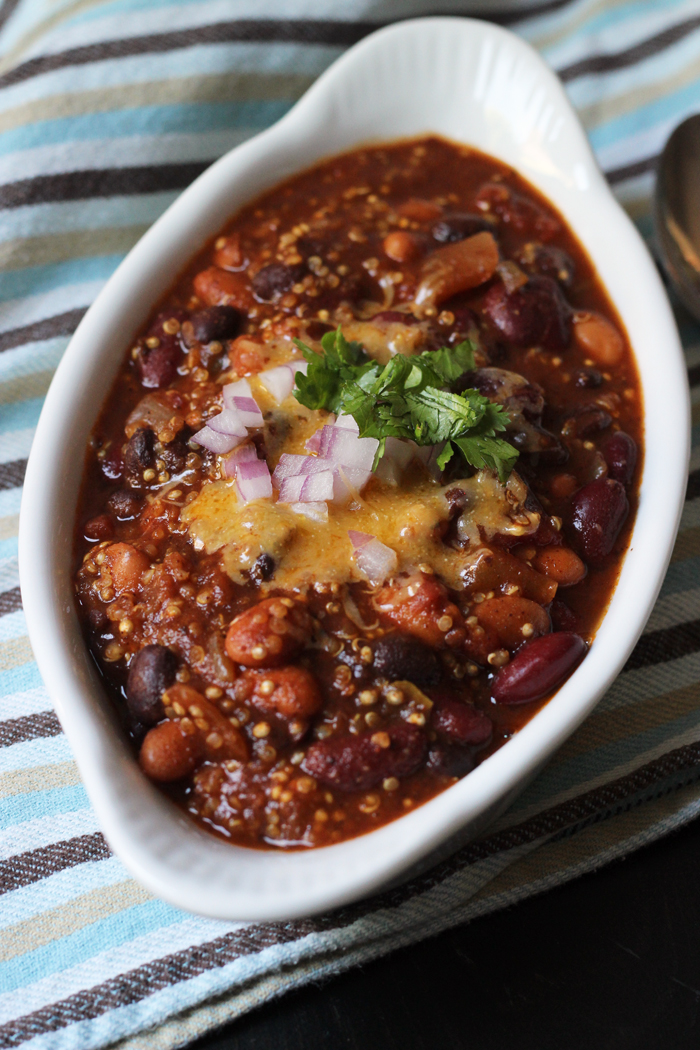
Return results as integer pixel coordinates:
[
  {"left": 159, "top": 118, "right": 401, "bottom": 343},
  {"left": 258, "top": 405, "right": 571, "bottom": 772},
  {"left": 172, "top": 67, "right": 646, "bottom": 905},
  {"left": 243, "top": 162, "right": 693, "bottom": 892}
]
[{"left": 2, "top": 0, "right": 700, "bottom": 1047}]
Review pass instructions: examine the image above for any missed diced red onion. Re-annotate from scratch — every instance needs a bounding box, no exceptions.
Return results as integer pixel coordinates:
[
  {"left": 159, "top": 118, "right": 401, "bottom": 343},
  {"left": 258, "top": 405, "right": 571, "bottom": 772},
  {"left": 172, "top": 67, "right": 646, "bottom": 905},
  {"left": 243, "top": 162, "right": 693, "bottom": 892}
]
[
  {"left": 290, "top": 501, "right": 328, "bottom": 523},
  {"left": 236, "top": 457, "right": 272, "bottom": 502},
  {"left": 207, "top": 408, "right": 248, "bottom": 437},
  {"left": 277, "top": 474, "right": 306, "bottom": 503},
  {"left": 272, "top": 453, "right": 334, "bottom": 484},
  {"left": 222, "top": 443, "right": 257, "bottom": 478},
  {"left": 223, "top": 378, "right": 252, "bottom": 402},
  {"left": 321, "top": 427, "right": 379, "bottom": 470},
  {"left": 335, "top": 414, "right": 360, "bottom": 433},
  {"left": 299, "top": 470, "right": 335, "bottom": 502},
  {"left": 333, "top": 466, "right": 373, "bottom": 504},
  {"left": 305, "top": 416, "right": 335, "bottom": 452},
  {"left": 230, "top": 397, "right": 264, "bottom": 427},
  {"left": 348, "top": 531, "right": 398, "bottom": 585},
  {"left": 259, "top": 365, "right": 295, "bottom": 404},
  {"left": 192, "top": 426, "right": 245, "bottom": 454}
]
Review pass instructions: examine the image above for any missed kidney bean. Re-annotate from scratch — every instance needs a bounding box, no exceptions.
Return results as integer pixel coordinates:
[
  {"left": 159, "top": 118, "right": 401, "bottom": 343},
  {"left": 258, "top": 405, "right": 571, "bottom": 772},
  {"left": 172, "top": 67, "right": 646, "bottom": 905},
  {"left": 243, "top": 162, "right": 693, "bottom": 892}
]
[
  {"left": 604, "top": 431, "right": 637, "bottom": 485},
  {"left": 383, "top": 231, "right": 420, "bottom": 263},
  {"left": 372, "top": 634, "right": 441, "bottom": 687},
  {"left": 372, "top": 310, "right": 419, "bottom": 325},
  {"left": 475, "top": 596, "right": 551, "bottom": 651},
  {"left": 301, "top": 721, "right": 427, "bottom": 792},
  {"left": 516, "top": 243, "right": 575, "bottom": 287},
  {"left": 107, "top": 489, "right": 144, "bottom": 520},
  {"left": 191, "top": 305, "right": 241, "bottom": 344},
  {"left": 100, "top": 443, "right": 124, "bottom": 480},
  {"left": 484, "top": 276, "right": 572, "bottom": 351},
  {"left": 531, "top": 546, "right": 587, "bottom": 588},
  {"left": 193, "top": 267, "right": 254, "bottom": 310},
  {"left": 475, "top": 182, "right": 560, "bottom": 240},
  {"left": 432, "top": 213, "right": 491, "bottom": 243},
  {"left": 103, "top": 542, "right": 150, "bottom": 594},
  {"left": 491, "top": 632, "right": 587, "bottom": 704},
  {"left": 124, "top": 428, "right": 155, "bottom": 477},
  {"left": 572, "top": 313, "right": 623, "bottom": 366},
  {"left": 251, "top": 262, "right": 306, "bottom": 301},
  {"left": 84, "top": 514, "right": 113, "bottom": 542},
  {"left": 225, "top": 597, "right": 314, "bottom": 668},
  {"left": 250, "top": 553, "right": 275, "bottom": 586},
  {"left": 550, "top": 599, "right": 579, "bottom": 633},
  {"left": 139, "top": 720, "right": 202, "bottom": 781},
  {"left": 244, "top": 666, "right": 322, "bottom": 720},
  {"left": 427, "top": 743, "right": 475, "bottom": 778},
  {"left": 127, "top": 644, "right": 177, "bottom": 725},
  {"left": 163, "top": 684, "right": 249, "bottom": 762},
  {"left": 570, "top": 478, "right": 629, "bottom": 564},
  {"left": 137, "top": 341, "right": 180, "bottom": 390},
  {"left": 432, "top": 696, "right": 493, "bottom": 746}
]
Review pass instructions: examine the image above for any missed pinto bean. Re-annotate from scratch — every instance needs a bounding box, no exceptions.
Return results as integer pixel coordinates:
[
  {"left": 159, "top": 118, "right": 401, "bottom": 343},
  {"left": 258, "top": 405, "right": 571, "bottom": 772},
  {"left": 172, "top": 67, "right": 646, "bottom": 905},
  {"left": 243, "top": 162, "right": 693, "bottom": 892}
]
[
  {"left": 103, "top": 542, "right": 149, "bottom": 594},
  {"left": 162, "top": 684, "right": 248, "bottom": 763},
  {"left": 397, "top": 198, "right": 442, "bottom": 222},
  {"left": 383, "top": 231, "right": 420, "bottom": 263},
  {"left": 372, "top": 634, "right": 441, "bottom": 687},
  {"left": 191, "top": 305, "right": 241, "bottom": 344},
  {"left": 139, "top": 720, "right": 201, "bottom": 781},
  {"left": 415, "top": 231, "right": 499, "bottom": 311},
  {"left": 193, "top": 267, "right": 254, "bottom": 310},
  {"left": 301, "top": 721, "right": 427, "bottom": 792},
  {"left": 375, "top": 573, "right": 464, "bottom": 649},
  {"left": 475, "top": 596, "right": 551, "bottom": 651},
  {"left": 549, "top": 473, "right": 579, "bottom": 500},
  {"left": 127, "top": 645, "right": 177, "bottom": 726},
  {"left": 225, "top": 597, "right": 314, "bottom": 668},
  {"left": 491, "top": 632, "right": 587, "bottom": 704},
  {"left": 573, "top": 313, "right": 623, "bottom": 366},
  {"left": 461, "top": 547, "right": 558, "bottom": 605},
  {"left": 212, "top": 233, "right": 245, "bottom": 270},
  {"left": 561, "top": 408, "right": 612, "bottom": 440},
  {"left": 251, "top": 262, "right": 306, "bottom": 301},
  {"left": 484, "top": 276, "right": 571, "bottom": 351},
  {"left": 604, "top": 431, "right": 637, "bottom": 485},
  {"left": 432, "top": 696, "right": 493, "bottom": 746},
  {"left": 244, "top": 666, "right": 322, "bottom": 720},
  {"left": 570, "top": 478, "right": 629, "bottom": 564},
  {"left": 531, "top": 546, "right": 587, "bottom": 588}
]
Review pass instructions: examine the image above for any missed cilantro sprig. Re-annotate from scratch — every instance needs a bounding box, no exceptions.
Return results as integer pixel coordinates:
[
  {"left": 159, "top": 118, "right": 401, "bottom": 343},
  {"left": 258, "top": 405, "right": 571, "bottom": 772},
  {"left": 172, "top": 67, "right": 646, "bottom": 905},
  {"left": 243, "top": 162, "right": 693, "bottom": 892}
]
[{"left": 293, "top": 328, "right": 519, "bottom": 483}]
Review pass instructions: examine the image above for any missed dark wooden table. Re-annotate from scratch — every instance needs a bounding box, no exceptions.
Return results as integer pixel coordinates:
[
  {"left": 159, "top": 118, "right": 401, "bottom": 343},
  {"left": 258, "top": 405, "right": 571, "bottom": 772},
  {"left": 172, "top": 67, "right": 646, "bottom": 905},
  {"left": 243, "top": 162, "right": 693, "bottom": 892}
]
[{"left": 194, "top": 816, "right": 700, "bottom": 1050}]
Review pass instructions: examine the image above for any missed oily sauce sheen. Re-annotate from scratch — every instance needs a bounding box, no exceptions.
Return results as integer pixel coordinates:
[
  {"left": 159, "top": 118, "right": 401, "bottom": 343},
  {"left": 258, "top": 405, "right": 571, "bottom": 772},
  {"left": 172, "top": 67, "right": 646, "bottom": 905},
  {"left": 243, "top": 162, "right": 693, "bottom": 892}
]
[{"left": 74, "top": 137, "right": 643, "bottom": 850}]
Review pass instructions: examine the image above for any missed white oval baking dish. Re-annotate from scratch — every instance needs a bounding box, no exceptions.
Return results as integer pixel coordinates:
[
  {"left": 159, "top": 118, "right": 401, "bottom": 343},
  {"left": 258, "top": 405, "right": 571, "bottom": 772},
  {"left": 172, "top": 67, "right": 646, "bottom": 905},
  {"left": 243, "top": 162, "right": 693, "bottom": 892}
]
[{"left": 19, "top": 16, "right": 689, "bottom": 921}]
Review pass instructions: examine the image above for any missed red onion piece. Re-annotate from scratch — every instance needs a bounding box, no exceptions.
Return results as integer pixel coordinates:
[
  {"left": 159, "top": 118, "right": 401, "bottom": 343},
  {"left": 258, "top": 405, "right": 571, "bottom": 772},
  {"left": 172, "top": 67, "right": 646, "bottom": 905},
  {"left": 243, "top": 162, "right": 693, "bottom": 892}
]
[
  {"left": 335, "top": 414, "right": 360, "bottom": 433},
  {"left": 193, "top": 426, "right": 244, "bottom": 454},
  {"left": 230, "top": 396, "right": 263, "bottom": 427},
  {"left": 273, "top": 453, "right": 334, "bottom": 484},
  {"left": 333, "top": 467, "right": 373, "bottom": 504},
  {"left": 207, "top": 408, "right": 248, "bottom": 437},
  {"left": 236, "top": 457, "right": 272, "bottom": 502},
  {"left": 321, "top": 427, "right": 379, "bottom": 470},
  {"left": 305, "top": 416, "right": 335, "bottom": 452},
  {"left": 348, "top": 531, "right": 398, "bottom": 585},
  {"left": 259, "top": 365, "right": 295, "bottom": 404},
  {"left": 291, "top": 501, "right": 328, "bottom": 522},
  {"left": 277, "top": 475, "right": 305, "bottom": 502},
  {"left": 222, "top": 443, "right": 257, "bottom": 478},
  {"left": 223, "top": 378, "right": 252, "bottom": 403},
  {"left": 299, "top": 470, "right": 335, "bottom": 502}
]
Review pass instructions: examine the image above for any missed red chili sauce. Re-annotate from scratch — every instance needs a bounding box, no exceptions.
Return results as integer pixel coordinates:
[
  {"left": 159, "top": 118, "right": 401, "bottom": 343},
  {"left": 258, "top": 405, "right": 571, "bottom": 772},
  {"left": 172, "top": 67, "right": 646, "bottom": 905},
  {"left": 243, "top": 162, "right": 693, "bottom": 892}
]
[{"left": 73, "top": 137, "right": 643, "bottom": 849}]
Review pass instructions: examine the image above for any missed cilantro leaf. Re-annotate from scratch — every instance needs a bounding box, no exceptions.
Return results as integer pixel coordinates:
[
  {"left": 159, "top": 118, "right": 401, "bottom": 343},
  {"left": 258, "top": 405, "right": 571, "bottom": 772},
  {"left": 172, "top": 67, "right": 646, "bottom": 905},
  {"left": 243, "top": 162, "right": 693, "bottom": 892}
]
[{"left": 292, "top": 327, "right": 519, "bottom": 480}]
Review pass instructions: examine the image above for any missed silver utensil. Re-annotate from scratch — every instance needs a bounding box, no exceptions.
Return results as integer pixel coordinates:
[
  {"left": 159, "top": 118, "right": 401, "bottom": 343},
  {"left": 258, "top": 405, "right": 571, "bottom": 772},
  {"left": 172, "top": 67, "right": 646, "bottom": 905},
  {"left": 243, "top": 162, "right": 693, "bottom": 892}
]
[{"left": 654, "top": 113, "right": 700, "bottom": 322}]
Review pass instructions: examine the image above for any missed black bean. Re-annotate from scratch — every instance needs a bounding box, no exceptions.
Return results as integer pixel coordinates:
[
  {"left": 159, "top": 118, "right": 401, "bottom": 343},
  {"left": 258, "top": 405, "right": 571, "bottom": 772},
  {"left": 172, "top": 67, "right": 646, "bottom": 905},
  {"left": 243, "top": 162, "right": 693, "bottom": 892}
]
[
  {"left": 126, "top": 645, "right": 177, "bottom": 726},
  {"left": 517, "top": 243, "right": 575, "bottom": 287},
  {"left": 574, "top": 368, "right": 603, "bottom": 389},
  {"left": 250, "top": 553, "right": 275, "bottom": 585},
  {"left": 191, "top": 305, "right": 241, "bottom": 344},
  {"left": 372, "top": 634, "right": 441, "bottom": 687},
  {"left": 427, "top": 743, "right": 475, "bottom": 778},
  {"left": 124, "top": 429, "right": 155, "bottom": 474},
  {"left": 432, "top": 213, "right": 491, "bottom": 243},
  {"left": 160, "top": 437, "right": 189, "bottom": 474},
  {"left": 107, "top": 489, "right": 144, "bottom": 520},
  {"left": 251, "top": 262, "right": 306, "bottom": 302}
]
